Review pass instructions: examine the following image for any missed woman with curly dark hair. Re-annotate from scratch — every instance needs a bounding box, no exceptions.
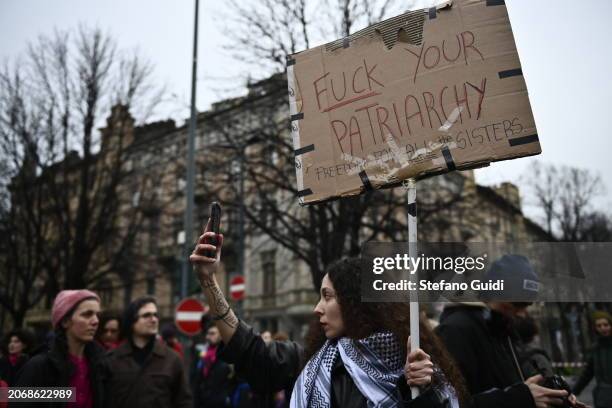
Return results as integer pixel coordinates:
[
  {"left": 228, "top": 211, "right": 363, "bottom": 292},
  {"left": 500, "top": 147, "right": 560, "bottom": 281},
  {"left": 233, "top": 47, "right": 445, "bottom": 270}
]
[{"left": 190, "top": 222, "right": 468, "bottom": 407}]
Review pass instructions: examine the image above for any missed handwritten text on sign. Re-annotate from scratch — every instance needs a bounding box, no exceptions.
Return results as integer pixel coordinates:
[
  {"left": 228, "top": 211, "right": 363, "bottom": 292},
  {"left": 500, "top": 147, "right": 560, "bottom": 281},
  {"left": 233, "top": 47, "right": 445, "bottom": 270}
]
[{"left": 288, "top": 1, "right": 540, "bottom": 204}]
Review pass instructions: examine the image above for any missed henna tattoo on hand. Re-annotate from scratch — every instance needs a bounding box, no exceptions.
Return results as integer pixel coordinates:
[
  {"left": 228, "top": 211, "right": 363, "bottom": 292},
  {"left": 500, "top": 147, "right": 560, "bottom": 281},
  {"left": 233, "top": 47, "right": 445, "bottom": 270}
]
[
  {"left": 200, "top": 276, "right": 216, "bottom": 288},
  {"left": 223, "top": 312, "right": 239, "bottom": 328},
  {"left": 201, "top": 278, "right": 238, "bottom": 328},
  {"left": 214, "top": 295, "right": 229, "bottom": 315}
]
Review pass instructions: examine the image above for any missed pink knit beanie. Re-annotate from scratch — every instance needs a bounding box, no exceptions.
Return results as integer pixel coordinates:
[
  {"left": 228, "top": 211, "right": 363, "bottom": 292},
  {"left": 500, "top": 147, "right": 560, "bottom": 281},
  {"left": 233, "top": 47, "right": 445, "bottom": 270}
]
[{"left": 51, "top": 290, "right": 100, "bottom": 328}]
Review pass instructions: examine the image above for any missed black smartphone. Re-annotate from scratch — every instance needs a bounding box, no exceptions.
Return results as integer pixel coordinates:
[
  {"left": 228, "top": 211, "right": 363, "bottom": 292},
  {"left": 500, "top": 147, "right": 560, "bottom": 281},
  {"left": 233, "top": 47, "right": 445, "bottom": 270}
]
[{"left": 205, "top": 202, "right": 221, "bottom": 258}]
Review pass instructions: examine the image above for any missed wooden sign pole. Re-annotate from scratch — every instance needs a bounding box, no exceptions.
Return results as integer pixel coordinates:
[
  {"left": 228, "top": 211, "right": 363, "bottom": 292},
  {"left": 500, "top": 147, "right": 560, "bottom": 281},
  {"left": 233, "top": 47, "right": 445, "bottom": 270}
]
[{"left": 405, "top": 178, "right": 420, "bottom": 398}]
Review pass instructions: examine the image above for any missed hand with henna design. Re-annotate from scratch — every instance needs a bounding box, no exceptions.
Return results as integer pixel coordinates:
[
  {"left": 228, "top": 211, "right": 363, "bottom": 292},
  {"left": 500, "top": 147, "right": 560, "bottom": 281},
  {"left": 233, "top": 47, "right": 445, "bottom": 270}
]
[{"left": 189, "top": 218, "right": 239, "bottom": 338}]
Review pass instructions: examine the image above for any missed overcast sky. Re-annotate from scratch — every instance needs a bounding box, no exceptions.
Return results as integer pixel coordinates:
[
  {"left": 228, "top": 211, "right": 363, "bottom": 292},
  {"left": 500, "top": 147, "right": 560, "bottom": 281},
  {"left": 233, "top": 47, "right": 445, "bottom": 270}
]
[{"left": 1, "top": 0, "right": 611, "bottom": 220}]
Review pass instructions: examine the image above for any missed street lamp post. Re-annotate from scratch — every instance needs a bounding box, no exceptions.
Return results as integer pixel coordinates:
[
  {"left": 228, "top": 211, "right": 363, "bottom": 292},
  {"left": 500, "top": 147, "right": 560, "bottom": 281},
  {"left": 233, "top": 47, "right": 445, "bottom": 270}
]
[{"left": 181, "top": 0, "right": 200, "bottom": 299}]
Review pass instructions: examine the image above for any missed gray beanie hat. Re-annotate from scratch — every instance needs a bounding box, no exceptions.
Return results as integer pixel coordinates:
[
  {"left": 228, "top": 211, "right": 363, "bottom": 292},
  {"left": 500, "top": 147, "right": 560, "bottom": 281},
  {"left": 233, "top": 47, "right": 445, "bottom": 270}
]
[{"left": 481, "top": 254, "right": 540, "bottom": 302}]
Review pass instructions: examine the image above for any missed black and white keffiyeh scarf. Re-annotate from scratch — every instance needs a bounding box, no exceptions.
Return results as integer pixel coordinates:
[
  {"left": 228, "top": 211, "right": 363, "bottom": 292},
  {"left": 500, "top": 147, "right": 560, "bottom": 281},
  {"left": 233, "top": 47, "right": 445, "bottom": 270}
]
[
  {"left": 290, "top": 331, "right": 405, "bottom": 408},
  {"left": 290, "top": 331, "right": 460, "bottom": 408}
]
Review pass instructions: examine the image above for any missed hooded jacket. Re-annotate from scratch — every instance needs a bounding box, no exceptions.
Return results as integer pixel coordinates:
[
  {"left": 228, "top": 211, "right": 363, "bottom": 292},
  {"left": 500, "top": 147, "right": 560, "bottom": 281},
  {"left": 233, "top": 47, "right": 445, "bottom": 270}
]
[
  {"left": 435, "top": 303, "right": 535, "bottom": 408},
  {"left": 193, "top": 344, "right": 232, "bottom": 408}
]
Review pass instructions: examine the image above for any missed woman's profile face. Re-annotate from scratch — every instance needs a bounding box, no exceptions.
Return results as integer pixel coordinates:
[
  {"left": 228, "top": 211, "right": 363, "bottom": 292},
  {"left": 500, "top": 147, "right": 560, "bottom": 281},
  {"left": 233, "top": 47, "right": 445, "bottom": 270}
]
[
  {"left": 63, "top": 299, "right": 100, "bottom": 344},
  {"left": 595, "top": 318, "right": 611, "bottom": 337},
  {"left": 314, "top": 274, "right": 345, "bottom": 339}
]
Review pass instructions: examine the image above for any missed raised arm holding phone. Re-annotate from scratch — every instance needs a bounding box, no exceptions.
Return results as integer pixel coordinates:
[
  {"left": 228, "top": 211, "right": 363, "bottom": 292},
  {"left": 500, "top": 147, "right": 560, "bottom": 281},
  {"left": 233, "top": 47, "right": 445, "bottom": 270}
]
[{"left": 190, "top": 203, "right": 473, "bottom": 408}]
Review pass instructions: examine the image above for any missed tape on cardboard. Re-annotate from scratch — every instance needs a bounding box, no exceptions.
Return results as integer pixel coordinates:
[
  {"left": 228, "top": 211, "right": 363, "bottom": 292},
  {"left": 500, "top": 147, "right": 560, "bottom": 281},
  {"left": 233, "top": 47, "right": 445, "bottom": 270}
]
[
  {"left": 287, "top": 64, "right": 306, "bottom": 196},
  {"left": 407, "top": 202, "right": 417, "bottom": 217},
  {"left": 359, "top": 170, "right": 374, "bottom": 191},
  {"left": 325, "top": 9, "right": 424, "bottom": 51},
  {"left": 442, "top": 146, "right": 457, "bottom": 171},
  {"left": 294, "top": 144, "right": 315, "bottom": 156},
  {"left": 509, "top": 134, "right": 539, "bottom": 147},
  {"left": 297, "top": 188, "right": 313, "bottom": 198},
  {"left": 498, "top": 68, "right": 522, "bottom": 79}
]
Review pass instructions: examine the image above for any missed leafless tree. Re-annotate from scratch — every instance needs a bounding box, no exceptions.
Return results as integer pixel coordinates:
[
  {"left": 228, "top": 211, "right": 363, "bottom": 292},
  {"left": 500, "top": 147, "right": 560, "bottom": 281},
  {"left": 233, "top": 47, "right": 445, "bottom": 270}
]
[
  {"left": 579, "top": 211, "right": 612, "bottom": 242},
  {"left": 526, "top": 162, "right": 605, "bottom": 241},
  {"left": 223, "top": 0, "right": 401, "bottom": 75},
  {"left": 524, "top": 162, "right": 609, "bottom": 361},
  {"left": 0, "top": 27, "right": 165, "bottom": 327}
]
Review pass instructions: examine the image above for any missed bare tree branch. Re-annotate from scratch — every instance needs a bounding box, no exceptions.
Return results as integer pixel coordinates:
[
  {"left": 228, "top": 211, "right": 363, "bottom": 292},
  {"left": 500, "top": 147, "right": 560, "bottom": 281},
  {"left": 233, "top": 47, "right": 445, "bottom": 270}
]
[{"left": 0, "top": 26, "right": 166, "bottom": 326}]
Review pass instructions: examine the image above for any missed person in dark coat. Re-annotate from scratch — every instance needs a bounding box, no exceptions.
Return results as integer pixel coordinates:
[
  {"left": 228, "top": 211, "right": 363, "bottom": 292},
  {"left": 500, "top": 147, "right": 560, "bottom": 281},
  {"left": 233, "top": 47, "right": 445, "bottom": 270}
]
[
  {"left": 0, "top": 328, "right": 34, "bottom": 386},
  {"left": 436, "top": 255, "right": 582, "bottom": 408},
  {"left": 514, "top": 313, "right": 554, "bottom": 379},
  {"left": 15, "top": 289, "right": 108, "bottom": 408},
  {"left": 573, "top": 310, "right": 612, "bottom": 408},
  {"left": 106, "top": 296, "right": 192, "bottom": 408},
  {"left": 190, "top": 220, "right": 468, "bottom": 408},
  {"left": 161, "top": 324, "right": 184, "bottom": 359},
  {"left": 193, "top": 325, "right": 232, "bottom": 408}
]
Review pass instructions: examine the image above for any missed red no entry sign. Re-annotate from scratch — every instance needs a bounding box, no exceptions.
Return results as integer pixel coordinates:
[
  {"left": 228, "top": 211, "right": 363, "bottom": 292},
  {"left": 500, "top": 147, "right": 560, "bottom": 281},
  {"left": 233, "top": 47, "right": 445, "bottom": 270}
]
[
  {"left": 175, "top": 298, "right": 207, "bottom": 336},
  {"left": 230, "top": 275, "right": 245, "bottom": 301}
]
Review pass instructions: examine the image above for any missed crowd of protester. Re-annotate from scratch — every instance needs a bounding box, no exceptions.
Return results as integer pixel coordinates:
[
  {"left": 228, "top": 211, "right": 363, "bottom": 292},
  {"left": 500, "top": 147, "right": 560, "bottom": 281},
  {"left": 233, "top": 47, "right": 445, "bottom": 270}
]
[
  {"left": 0, "top": 293, "right": 300, "bottom": 408},
  {"left": 0, "top": 232, "right": 610, "bottom": 407}
]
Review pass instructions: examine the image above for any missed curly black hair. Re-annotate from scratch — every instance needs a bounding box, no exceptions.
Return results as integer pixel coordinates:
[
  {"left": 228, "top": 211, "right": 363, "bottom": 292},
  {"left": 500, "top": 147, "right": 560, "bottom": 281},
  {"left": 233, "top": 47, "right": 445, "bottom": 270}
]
[{"left": 303, "top": 258, "right": 469, "bottom": 406}]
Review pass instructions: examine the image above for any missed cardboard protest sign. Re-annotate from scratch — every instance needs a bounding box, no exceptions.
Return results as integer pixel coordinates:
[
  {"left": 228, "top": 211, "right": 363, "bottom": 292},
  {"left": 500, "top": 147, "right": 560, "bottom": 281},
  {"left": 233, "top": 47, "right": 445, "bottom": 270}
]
[{"left": 287, "top": 0, "right": 540, "bottom": 204}]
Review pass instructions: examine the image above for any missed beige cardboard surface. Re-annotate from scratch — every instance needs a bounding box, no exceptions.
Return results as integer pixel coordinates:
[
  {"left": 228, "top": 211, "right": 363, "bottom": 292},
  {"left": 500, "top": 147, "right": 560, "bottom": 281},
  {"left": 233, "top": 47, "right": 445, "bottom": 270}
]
[{"left": 288, "top": 0, "right": 540, "bottom": 204}]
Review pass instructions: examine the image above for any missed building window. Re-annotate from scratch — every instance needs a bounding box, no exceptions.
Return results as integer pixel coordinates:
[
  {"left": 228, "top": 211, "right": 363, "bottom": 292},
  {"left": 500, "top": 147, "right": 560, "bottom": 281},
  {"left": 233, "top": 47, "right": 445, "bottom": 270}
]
[{"left": 261, "top": 250, "right": 276, "bottom": 296}]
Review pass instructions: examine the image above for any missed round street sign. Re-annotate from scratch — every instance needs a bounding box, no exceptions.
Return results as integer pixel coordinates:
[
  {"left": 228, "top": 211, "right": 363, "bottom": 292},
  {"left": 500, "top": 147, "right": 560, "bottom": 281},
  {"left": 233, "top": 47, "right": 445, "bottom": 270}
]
[
  {"left": 230, "top": 275, "right": 245, "bottom": 301},
  {"left": 175, "top": 298, "right": 207, "bottom": 336}
]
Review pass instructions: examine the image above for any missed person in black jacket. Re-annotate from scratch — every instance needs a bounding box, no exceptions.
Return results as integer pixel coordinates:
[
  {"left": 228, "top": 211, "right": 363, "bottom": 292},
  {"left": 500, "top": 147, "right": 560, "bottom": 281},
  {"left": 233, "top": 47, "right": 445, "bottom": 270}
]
[
  {"left": 190, "top": 220, "right": 468, "bottom": 407},
  {"left": 573, "top": 310, "right": 612, "bottom": 408},
  {"left": 0, "top": 328, "right": 34, "bottom": 386},
  {"left": 15, "top": 289, "right": 108, "bottom": 408},
  {"left": 193, "top": 325, "right": 233, "bottom": 408},
  {"left": 514, "top": 313, "right": 554, "bottom": 379},
  {"left": 436, "top": 255, "right": 583, "bottom": 408}
]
